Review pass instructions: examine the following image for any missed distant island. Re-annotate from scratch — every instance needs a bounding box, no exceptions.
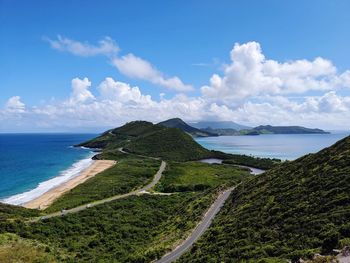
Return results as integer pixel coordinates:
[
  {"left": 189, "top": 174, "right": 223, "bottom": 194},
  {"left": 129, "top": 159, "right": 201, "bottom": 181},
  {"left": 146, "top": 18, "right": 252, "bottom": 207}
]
[{"left": 158, "top": 118, "right": 330, "bottom": 137}]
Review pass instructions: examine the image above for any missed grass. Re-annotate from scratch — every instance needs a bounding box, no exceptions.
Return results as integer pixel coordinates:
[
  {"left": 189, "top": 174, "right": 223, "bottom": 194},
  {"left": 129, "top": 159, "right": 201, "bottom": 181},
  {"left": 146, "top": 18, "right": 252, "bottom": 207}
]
[
  {"left": 0, "top": 233, "right": 56, "bottom": 263},
  {"left": 0, "top": 203, "right": 40, "bottom": 221},
  {"left": 45, "top": 157, "right": 160, "bottom": 212},
  {"left": 155, "top": 161, "right": 251, "bottom": 192},
  {"left": 124, "top": 127, "right": 212, "bottom": 161}
]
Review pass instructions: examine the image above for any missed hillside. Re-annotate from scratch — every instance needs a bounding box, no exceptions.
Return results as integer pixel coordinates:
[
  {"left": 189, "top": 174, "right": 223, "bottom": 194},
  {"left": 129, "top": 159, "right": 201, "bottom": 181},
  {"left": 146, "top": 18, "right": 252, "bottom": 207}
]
[
  {"left": 124, "top": 127, "right": 212, "bottom": 161},
  {"left": 179, "top": 136, "right": 350, "bottom": 262},
  {"left": 190, "top": 121, "right": 251, "bottom": 131},
  {"left": 79, "top": 121, "right": 213, "bottom": 161},
  {"left": 158, "top": 118, "right": 217, "bottom": 137},
  {"left": 252, "top": 125, "right": 329, "bottom": 134}
]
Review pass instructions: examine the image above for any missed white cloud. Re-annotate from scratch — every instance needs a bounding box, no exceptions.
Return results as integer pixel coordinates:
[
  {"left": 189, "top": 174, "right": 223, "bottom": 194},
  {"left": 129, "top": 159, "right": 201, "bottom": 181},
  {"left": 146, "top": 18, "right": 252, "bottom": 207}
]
[
  {"left": 98, "top": 77, "right": 153, "bottom": 104},
  {"left": 45, "top": 35, "right": 119, "bottom": 57},
  {"left": 5, "top": 96, "right": 25, "bottom": 113},
  {"left": 112, "top": 54, "right": 192, "bottom": 92},
  {"left": 2, "top": 77, "right": 350, "bottom": 132},
  {"left": 46, "top": 36, "right": 192, "bottom": 91},
  {"left": 201, "top": 41, "right": 350, "bottom": 103},
  {"left": 69, "top": 77, "right": 95, "bottom": 103}
]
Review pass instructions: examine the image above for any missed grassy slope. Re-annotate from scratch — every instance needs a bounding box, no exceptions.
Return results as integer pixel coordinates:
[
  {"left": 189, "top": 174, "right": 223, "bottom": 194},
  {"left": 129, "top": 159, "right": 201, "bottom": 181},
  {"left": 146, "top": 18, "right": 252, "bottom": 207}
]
[
  {"left": 179, "top": 136, "right": 350, "bottom": 262},
  {"left": 124, "top": 128, "right": 212, "bottom": 161},
  {"left": 155, "top": 161, "right": 251, "bottom": 192},
  {"left": 45, "top": 156, "right": 160, "bottom": 212},
  {"left": 0, "top": 233, "right": 57, "bottom": 263},
  {"left": 0, "top": 203, "right": 40, "bottom": 221}
]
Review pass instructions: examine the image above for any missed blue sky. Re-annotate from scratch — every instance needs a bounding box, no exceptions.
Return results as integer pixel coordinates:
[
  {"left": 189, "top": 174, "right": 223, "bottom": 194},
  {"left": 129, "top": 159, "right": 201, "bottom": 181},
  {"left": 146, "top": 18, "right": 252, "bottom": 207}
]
[{"left": 1, "top": 0, "right": 350, "bottom": 132}]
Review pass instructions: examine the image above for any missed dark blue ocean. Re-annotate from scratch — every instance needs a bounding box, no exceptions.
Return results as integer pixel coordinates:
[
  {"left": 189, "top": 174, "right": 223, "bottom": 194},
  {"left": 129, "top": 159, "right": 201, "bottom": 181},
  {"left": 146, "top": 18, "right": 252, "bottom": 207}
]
[{"left": 0, "top": 134, "right": 97, "bottom": 204}]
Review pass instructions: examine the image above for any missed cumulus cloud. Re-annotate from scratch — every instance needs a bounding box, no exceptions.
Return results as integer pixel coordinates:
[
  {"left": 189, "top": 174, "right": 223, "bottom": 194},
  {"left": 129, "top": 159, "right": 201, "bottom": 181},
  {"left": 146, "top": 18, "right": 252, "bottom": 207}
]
[
  {"left": 44, "top": 35, "right": 119, "bottom": 57},
  {"left": 201, "top": 42, "right": 350, "bottom": 103},
  {"left": 69, "top": 77, "right": 95, "bottom": 103},
  {"left": 5, "top": 96, "right": 25, "bottom": 113},
  {"left": 46, "top": 36, "right": 192, "bottom": 91}
]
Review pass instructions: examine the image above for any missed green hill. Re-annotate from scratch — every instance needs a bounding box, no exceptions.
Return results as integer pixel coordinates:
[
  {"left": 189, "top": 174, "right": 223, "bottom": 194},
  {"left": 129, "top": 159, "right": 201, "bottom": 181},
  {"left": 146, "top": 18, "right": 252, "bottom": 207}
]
[
  {"left": 124, "top": 127, "right": 212, "bottom": 161},
  {"left": 79, "top": 121, "right": 213, "bottom": 161},
  {"left": 158, "top": 118, "right": 217, "bottom": 137},
  {"left": 179, "top": 136, "right": 350, "bottom": 262}
]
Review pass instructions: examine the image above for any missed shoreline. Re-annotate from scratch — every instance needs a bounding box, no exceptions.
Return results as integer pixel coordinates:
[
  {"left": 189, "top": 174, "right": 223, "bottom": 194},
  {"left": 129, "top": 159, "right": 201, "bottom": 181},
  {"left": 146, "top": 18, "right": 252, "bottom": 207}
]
[{"left": 23, "top": 159, "right": 116, "bottom": 210}]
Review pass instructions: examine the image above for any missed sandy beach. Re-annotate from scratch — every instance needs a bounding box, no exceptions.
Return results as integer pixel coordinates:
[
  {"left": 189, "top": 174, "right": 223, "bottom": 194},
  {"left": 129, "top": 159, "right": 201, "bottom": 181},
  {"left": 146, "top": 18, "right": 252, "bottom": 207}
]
[{"left": 23, "top": 160, "right": 116, "bottom": 210}]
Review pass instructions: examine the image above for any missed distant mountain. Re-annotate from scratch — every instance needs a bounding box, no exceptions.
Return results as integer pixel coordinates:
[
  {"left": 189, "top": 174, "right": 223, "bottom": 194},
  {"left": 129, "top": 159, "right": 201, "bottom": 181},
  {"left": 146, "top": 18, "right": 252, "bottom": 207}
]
[
  {"left": 181, "top": 135, "right": 350, "bottom": 262},
  {"left": 201, "top": 127, "right": 238, "bottom": 136},
  {"left": 190, "top": 121, "right": 251, "bottom": 131},
  {"left": 252, "top": 125, "right": 329, "bottom": 134},
  {"left": 158, "top": 118, "right": 217, "bottom": 137}
]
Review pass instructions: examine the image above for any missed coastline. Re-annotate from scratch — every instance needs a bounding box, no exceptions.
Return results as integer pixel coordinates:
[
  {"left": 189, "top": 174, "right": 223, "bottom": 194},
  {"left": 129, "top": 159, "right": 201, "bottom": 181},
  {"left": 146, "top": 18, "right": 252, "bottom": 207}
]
[{"left": 23, "top": 159, "right": 116, "bottom": 210}]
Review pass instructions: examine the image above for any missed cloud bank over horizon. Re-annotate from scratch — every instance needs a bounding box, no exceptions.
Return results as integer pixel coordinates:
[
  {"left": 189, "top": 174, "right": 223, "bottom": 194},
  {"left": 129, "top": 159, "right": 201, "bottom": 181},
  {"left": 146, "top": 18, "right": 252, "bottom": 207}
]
[{"left": 2, "top": 40, "right": 350, "bottom": 132}]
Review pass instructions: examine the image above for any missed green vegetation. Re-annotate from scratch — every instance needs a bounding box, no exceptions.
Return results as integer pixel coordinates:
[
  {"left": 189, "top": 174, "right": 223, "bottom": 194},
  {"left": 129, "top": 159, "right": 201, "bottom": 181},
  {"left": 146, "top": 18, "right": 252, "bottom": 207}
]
[
  {"left": 156, "top": 161, "right": 251, "bottom": 192},
  {"left": 222, "top": 154, "right": 281, "bottom": 170},
  {"left": 0, "top": 203, "right": 40, "bottom": 221},
  {"left": 1, "top": 192, "right": 217, "bottom": 262},
  {"left": 80, "top": 121, "right": 213, "bottom": 161},
  {"left": 179, "top": 136, "right": 350, "bottom": 262},
  {"left": 124, "top": 128, "right": 212, "bottom": 161},
  {"left": 45, "top": 157, "right": 160, "bottom": 212},
  {"left": 158, "top": 118, "right": 217, "bottom": 137},
  {"left": 0, "top": 233, "right": 56, "bottom": 263}
]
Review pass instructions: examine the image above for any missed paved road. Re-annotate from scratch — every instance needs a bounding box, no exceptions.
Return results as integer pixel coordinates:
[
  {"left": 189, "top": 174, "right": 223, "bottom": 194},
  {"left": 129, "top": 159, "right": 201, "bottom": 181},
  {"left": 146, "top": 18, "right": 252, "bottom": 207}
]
[
  {"left": 155, "top": 187, "right": 235, "bottom": 263},
  {"left": 29, "top": 160, "right": 166, "bottom": 222}
]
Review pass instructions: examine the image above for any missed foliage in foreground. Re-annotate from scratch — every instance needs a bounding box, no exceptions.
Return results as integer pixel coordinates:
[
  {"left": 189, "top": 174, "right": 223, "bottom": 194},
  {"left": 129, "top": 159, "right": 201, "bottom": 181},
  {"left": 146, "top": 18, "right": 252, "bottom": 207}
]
[
  {"left": 0, "top": 203, "right": 40, "bottom": 221},
  {"left": 1, "top": 192, "right": 216, "bottom": 262},
  {"left": 0, "top": 233, "right": 56, "bottom": 263},
  {"left": 179, "top": 136, "right": 350, "bottom": 262}
]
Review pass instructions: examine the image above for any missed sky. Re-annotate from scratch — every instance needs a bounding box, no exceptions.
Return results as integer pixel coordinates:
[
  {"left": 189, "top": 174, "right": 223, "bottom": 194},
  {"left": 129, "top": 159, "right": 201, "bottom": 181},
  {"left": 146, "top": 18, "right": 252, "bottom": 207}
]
[{"left": 1, "top": 0, "right": 350, "bottom": 132}]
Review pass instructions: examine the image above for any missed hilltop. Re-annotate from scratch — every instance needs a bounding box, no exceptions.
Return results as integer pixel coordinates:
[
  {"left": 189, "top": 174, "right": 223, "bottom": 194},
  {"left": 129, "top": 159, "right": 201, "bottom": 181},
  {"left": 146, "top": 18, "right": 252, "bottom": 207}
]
[
  {"left": 190, "top": 121, "right": 251, "bottom": 131},
  {"left": 180, "top": 136, "right": 350, "bottom": 262},
  {"left": 158, "top": 118, "right": 217, "bottom": 137},
  {"left": 79, "top": 121, "right": 213, "bottom": 161}
]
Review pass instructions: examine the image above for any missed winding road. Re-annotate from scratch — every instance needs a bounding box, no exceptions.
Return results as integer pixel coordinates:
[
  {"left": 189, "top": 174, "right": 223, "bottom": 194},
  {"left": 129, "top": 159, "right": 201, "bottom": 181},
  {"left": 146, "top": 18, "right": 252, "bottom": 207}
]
[
  {"left": 155, "top": 187, "right": 235, "bottom": 263},
  {"left": 29, "top": 160, "right": 166, "bottom": 222}
]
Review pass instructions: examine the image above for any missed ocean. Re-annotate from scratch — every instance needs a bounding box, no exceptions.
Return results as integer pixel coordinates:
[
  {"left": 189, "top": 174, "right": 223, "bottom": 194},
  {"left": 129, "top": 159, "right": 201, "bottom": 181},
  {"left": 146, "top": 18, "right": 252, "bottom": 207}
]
[
  {"left": 196, "top": 131, "right": 350, "bottom": 160},
  {"left": 0, "top": 133, "right": 97, "bottom": 205}
]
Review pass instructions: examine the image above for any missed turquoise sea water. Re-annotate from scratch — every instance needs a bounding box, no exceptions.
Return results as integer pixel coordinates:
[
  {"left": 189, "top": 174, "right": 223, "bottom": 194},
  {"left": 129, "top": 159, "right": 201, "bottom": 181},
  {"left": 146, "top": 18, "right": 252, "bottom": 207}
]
[
  {"left": 0, "top": 134, "right": 97, "bottom": 204},
  {"left": 196, "top": 131, "right": 350, "bottom": 160}
]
